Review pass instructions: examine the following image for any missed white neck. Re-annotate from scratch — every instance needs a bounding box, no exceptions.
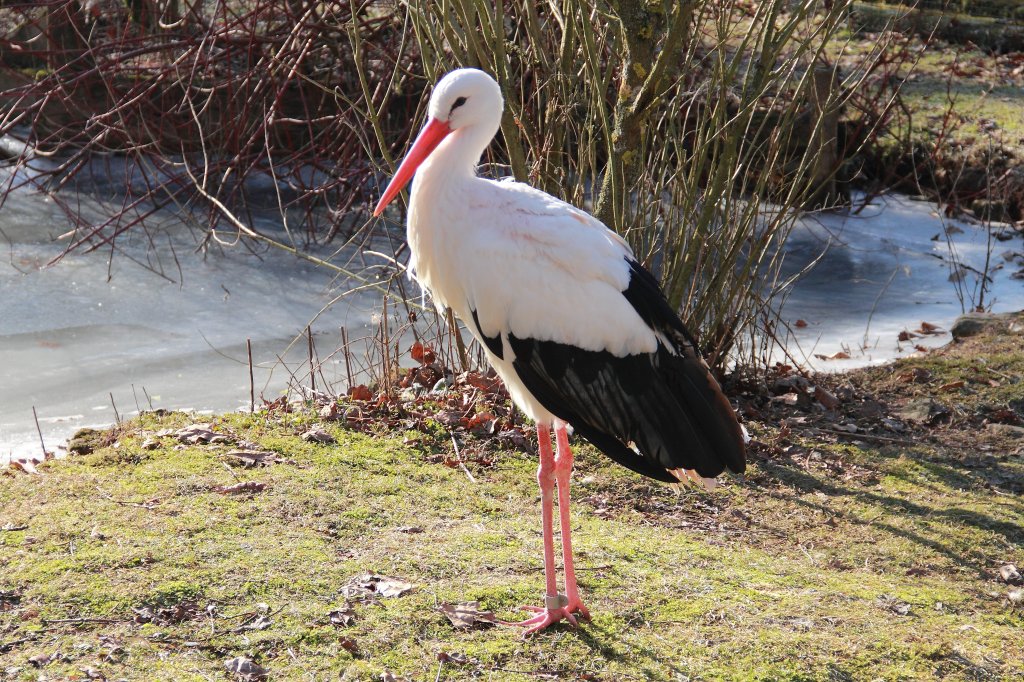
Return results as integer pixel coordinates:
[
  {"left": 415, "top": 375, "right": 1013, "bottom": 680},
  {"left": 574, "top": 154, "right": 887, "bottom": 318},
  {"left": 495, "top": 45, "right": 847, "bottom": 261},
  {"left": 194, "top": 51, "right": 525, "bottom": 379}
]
[{"left": 418, "top": 119, "right": 498, "bottom": 184}]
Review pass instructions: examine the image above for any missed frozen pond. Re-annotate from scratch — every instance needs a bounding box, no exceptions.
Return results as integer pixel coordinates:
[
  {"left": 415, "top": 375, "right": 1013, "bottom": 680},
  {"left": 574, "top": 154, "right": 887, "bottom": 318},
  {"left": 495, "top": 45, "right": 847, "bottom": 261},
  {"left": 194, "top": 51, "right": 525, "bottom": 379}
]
[
  {"left": 1, "top": 173, "right": 1022, "bottom": 461},
  {"left": 0, "top": 168, "right": 398, "bottom": 460},
  {"left": 779, "top": 194, "right": 1023, "bottom": 367}
]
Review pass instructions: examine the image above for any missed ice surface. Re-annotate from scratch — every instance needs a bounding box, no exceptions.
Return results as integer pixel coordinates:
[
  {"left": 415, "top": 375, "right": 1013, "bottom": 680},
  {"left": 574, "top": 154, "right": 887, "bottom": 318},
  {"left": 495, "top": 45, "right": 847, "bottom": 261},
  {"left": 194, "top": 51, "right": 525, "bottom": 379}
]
[
  {"left": 0, "top": 173, "right": 395, "bottom": 460},
  {"left": 1, "top": 174, "right": 1021, "bottom": 461}
]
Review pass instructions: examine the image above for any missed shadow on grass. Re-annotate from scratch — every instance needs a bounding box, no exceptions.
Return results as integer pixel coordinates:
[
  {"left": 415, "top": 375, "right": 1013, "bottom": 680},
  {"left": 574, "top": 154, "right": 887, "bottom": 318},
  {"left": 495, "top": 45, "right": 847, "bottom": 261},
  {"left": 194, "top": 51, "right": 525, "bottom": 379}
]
[{"left": 753, "top": 457, "right": 1023, "bottom": 576}]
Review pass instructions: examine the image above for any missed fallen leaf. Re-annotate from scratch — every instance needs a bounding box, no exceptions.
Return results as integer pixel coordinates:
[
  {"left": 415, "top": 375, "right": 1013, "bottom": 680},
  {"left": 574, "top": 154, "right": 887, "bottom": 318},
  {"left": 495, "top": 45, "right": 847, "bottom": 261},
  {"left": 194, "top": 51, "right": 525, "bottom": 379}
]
[
  {"left": 439, "top": 601, "right": 498, "bottom": 628},
  {"left": 339, "top": 637, "right": 358, "bottom": 654},
  {"left": 999, "top": 564, "right": 1022, "bottom": 584},
  {"left": 301, "top": 427, "right": 335, "bottom": 444},
  {"left": 224, "top": 656, "right": 268, "bottom": 680},
  {"left": 234, "top": 614, "right": 272, "bottom": 632},
  {"left": 897, "top": 368, "right": 931, "bottom": 384},
  {"left": 814, "top": 351, "right": 851, "bottom": 361},
  {"left": 9, "top": 459, "right": 41, "bottom": 475},
  {"left": 897, "top": 330, "right": 918, "bottom": 341},
  {"left": 437, "top": 650, "right": 473, "bottom": 664},
  {"left": 813, "top": 386, "right": 840, "bottom": 410},
  {"left": 28, "top": 652, "right": 53, "bottom": 667},
  {"left": 328, "top": 604, "right": 356, "bottom": 627},
  {"left": 916, "top": 321, "right": 944, "bottom": 334},
  {"left": 348, "top": 385, "right": 373, "bottom": 401},
  {"left": 379, "top": 672, "right": 411, "bottom": 682},
  {"left": 224, "top": 449, "right": 289, "bottom": 467},
  {"left": 212, "top": 481, "right": 267, "bottom": 495},
  {"left": 375, "top": 577, "right": 416, "bottom": 598},
  {"left": 410, "top": 341, "right": 437, "bottom": 365},
  {"left": 346, "top": 574, "right": 416, "bottom": 598},
  {"left": 319, "top": 402, "right": 341, "bottom": 420},
  {"left": 175, "top": 423, "right": 229, "bottom": 444},
  {"left": 794, "top": 319, "right": 808, "bottom": 328},
  {"left": 938, "top": 380, "right": 965, "bottom": 392}
]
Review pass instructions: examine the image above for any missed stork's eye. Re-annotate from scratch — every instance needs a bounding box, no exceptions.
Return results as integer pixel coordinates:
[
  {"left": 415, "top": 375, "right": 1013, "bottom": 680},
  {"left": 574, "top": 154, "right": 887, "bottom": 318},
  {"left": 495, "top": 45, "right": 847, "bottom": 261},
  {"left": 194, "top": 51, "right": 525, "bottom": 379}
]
[{"left": 450, "top": 96, "right": 468, "bottom": 114}]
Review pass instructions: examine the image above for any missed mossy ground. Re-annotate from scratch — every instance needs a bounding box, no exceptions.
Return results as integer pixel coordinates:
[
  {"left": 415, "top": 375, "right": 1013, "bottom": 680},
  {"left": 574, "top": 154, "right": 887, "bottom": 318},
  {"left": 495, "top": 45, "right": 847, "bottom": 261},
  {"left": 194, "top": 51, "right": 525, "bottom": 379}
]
[{"left": 2, "top": 330, "right": 1022, "bottom": 681}]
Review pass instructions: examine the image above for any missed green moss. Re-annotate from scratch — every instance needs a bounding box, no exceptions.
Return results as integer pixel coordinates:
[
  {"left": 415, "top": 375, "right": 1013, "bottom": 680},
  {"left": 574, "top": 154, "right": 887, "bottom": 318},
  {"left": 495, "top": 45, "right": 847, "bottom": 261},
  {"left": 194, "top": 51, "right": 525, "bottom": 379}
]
[{"left": 2, "top": 369, "right": 1022, "bottom": 681}]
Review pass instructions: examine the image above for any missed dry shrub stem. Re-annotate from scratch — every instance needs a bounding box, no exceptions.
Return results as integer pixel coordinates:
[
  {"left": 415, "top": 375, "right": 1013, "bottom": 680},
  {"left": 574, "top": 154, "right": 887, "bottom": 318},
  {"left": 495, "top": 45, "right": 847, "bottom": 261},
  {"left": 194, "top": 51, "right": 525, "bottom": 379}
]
[{"left": 0, "top": 1, "right": 899, "bottom": 373}]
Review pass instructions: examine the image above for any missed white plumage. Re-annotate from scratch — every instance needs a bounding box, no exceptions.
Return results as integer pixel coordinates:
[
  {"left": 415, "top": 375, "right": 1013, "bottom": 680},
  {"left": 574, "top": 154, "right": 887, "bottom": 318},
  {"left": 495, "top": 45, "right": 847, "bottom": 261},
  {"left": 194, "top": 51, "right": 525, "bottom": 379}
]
[{"left": 372, "top": 68, "right": 745, "bottom": 635}]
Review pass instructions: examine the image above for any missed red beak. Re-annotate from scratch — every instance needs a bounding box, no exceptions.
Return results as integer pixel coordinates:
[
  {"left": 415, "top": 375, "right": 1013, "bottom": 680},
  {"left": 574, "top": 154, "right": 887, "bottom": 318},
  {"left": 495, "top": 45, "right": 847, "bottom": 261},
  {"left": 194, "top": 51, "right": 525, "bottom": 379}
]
[{"left": 373, "top": 118, "right": 453, "bottom": 217}]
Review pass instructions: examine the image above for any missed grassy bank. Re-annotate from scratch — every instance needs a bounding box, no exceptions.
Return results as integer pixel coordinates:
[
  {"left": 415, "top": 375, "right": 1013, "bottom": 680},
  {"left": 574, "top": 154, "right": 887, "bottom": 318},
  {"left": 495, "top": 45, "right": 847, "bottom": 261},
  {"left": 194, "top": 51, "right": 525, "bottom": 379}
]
[
  {"left": 3, "top": 325, "right": 1023, "bottom": 680},
  {"left": 835, "top": 22, "right": 1024, "bottom": 222}
]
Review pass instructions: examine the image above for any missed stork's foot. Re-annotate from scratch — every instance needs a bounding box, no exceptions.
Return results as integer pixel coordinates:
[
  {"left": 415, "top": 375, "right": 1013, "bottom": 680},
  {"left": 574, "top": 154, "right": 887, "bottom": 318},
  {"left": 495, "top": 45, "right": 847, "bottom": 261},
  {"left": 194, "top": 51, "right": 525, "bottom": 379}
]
[
  {"left": 499, "top": 594, "right": 589, "bottom": 636},
  {"left": 565, "top": 597, "right": 591, "bottom": 622}
]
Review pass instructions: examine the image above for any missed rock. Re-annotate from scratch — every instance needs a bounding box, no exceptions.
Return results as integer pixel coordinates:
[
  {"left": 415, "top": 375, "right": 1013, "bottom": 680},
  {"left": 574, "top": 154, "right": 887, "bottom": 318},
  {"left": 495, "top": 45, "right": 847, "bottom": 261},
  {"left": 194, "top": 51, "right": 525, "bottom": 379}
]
[
  {"left": 985, "top": 423, "right": 1024, "bottom": 440},
  {"left": 951, "top": 311, "right": 1024, "bottom": 339},
  {"left": 895, "top": 398, "right": 938, "bottom": 423}
]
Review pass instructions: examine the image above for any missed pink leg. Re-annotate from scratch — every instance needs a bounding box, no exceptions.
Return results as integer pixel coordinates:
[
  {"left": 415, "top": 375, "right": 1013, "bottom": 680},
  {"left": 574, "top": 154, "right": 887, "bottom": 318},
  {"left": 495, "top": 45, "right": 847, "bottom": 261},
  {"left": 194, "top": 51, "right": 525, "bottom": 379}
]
[
  {"left": 554, "top": 424, "right": 591, "bottom": 620},
  {"left": 501, "top": 423, "right": 579, "bottom": 636}
]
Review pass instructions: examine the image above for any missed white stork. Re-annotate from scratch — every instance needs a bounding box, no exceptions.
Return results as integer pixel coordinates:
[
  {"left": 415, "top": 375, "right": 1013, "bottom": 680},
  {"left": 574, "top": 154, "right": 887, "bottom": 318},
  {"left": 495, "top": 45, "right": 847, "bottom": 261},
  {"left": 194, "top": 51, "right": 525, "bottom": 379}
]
[{"left": 373, "top": 68, "right": 746, "bottom": 635}]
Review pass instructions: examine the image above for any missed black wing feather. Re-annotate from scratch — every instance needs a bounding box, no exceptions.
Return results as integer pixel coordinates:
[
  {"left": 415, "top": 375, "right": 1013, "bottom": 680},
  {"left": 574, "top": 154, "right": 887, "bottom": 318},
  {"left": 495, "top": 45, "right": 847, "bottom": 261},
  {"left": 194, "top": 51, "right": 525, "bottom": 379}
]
[{"left": 507, "top": 258, "right": 746, "bottom": 481}]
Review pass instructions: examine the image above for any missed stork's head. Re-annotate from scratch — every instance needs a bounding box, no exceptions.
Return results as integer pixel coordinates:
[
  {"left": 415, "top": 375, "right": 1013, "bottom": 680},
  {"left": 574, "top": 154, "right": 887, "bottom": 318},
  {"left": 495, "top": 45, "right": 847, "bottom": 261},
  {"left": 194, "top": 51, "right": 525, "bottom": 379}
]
[{"left": 373, "top": 69, "right": 504, "bottom": 216}]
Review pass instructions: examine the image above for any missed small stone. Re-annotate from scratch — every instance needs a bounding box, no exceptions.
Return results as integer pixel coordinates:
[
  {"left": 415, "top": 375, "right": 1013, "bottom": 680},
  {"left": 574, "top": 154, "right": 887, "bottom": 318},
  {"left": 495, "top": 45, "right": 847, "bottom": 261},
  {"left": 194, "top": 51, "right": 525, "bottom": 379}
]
[
  {"left": 896, "top": 399, "right": 936, "bottom": 423},
  {"left": 951, "top": 311, "right": 1024, "bottom": 339},
  {"left": 985, "top": 424, "right": 1024, "bottom": 440}
]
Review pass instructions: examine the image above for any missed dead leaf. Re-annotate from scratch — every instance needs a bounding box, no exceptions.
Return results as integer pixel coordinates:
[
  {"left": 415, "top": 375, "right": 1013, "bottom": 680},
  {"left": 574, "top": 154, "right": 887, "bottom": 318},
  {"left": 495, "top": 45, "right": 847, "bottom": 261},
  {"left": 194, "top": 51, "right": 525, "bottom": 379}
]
[
  {"left": 339, "top": 637, "right": 358, "bottom": 654},
  {"left": 328, "top": 604, "right": 356, "bottom": 627},
  {"left": 999, "top": 564, "right": 1022, "bottom": 584},
  {"left": 175, "top": 423, "right": 229, "bottom": 445},
  {"left": 347, "top": 574, "right": 416, "bottom": 598},
  {"left": 379, "top": 671, "right": 410, "bottom": 682},
  {"left": 234, "top": 614, "right": 272, "bottom": 632},
  {"left": 878, "top": 595, "right": 911, "bottom": 616},
  {"left": 897, "top": 368, "right": 931, "bottom": 384},
  {"left": 28, "top": 652, "right": 54, "bottom": 667},
  {"left": 319, "top": 402, "right": 341, "bottom": 420},
  {"left": 375, "top": 577, "right": 415, "bottom": 598},
  {"left": 301, "top": 427, "right": 335, "bottom": 444},
  {"left": 813, "top": 386, "right": 840, "bottom": 410},
  {"left": 224, "top": 656, "right": 268, "bottom": 680},
  {"left": 814, "top": 351, "right": 850, "bottom": 361},
  {"left": 9, "top": 459, "right": 41, "bottom": 475},
  {"left": 224, "top": 449, "right": 289, "bottom": 467},
  {"left": 439, "top": 602, "right": 498, "bottom": 628},
  {"left": 212, "top": 481, "right": 267, "bottom": 495},
  {"left": 897, "top": 330, "right": 918, "bottom": 342},
  {"left": 348, "top": 385, "right": 373, "bottom": 401},
  {"left": 938, "top": 380, "right": 965, "bottom": 392},
  {"left": 916, "top": 321, "right": 944, "bottom": 335},
  {"left": 437, "top": 651, "right": 473, "bottom": 665},
  {"left": 794, "top": 319, "right": 808, "bottom": 328},
  {"left": 410, "top": 342, "right": 437, "bottom": 365}
]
